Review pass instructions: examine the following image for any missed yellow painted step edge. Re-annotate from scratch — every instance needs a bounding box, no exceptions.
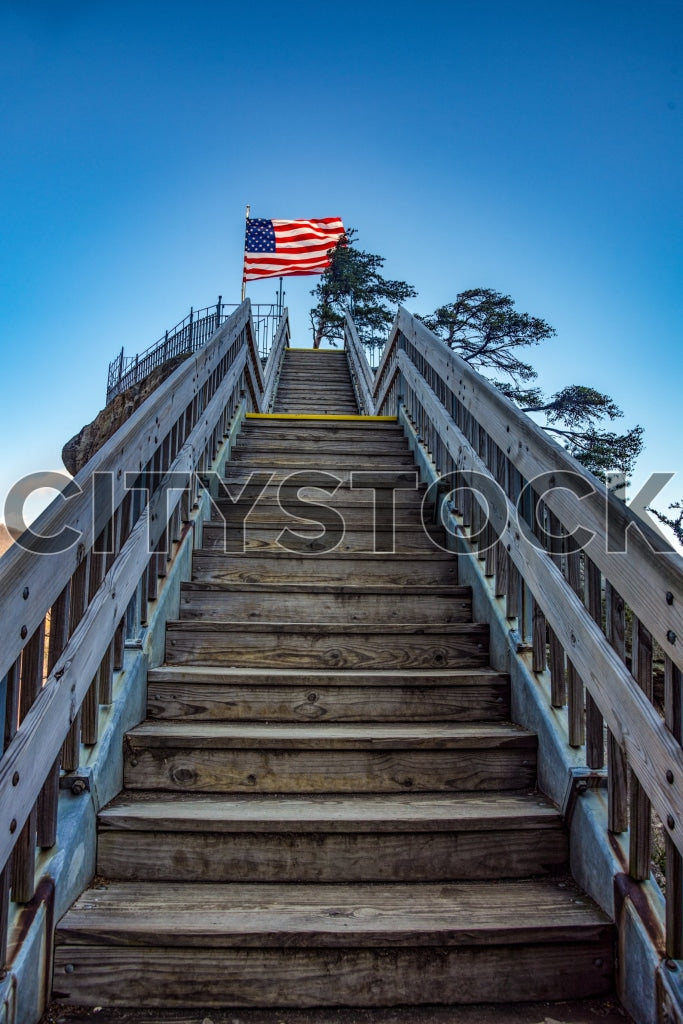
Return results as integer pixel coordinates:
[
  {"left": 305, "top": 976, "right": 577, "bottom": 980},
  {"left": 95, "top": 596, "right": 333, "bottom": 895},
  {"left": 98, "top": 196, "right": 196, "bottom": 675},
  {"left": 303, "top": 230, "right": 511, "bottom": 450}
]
[
  {"left": 285, "top": 347, "right": 347, "bottom": 353},
  {"left": 246, "top": 413, "right": 398, "bottom": 422}
]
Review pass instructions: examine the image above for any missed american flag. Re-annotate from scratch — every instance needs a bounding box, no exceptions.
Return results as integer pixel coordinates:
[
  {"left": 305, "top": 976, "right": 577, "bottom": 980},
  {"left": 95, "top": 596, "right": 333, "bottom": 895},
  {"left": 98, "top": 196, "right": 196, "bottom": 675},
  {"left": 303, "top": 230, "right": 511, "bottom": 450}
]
[{"left": 243, "top": 217, "right": 345, "bottom": 281}]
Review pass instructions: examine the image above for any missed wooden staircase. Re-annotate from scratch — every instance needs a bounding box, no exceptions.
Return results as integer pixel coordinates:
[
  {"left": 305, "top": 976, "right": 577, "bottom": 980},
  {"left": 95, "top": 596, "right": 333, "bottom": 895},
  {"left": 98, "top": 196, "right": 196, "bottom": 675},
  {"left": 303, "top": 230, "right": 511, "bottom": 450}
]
[{"left": 54, "top": 349, "right": 614, "bottom": 1009}]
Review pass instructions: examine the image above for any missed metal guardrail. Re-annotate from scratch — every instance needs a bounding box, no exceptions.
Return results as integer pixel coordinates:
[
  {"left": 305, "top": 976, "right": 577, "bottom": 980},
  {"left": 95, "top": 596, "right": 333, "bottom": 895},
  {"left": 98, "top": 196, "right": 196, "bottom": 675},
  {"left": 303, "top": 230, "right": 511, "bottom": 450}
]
[{"left": 106, "top": 298, "right": 282, "bottom": 403}]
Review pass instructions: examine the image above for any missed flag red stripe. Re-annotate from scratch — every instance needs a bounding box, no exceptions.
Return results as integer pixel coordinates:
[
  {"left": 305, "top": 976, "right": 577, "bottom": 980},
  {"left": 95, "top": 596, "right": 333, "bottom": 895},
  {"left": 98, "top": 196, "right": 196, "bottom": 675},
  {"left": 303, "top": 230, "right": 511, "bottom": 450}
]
[{"left": 244, "top": 217, "right": 344, "bottom": 283}]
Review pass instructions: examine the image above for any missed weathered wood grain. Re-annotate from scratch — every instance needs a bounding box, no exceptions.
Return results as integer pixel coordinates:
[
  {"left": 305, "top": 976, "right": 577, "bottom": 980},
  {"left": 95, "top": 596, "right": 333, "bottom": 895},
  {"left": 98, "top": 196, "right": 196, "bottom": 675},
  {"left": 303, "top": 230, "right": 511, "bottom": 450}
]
[
  {"left": 145, "top": 675, "right": 507, "bottom": 724},
  {"left": 51, "top": 941, "right": 614, "bottom": 1007},
  {"left": 97, "top": 820, "right": 567, "bottom": 884},
  {"left": 191, "top": 550, "right": 458, "bottom": 586},
  {"left": 164, "top": 621, "right": 490, "bottom": 670},
  {"left": 178, "top": 582, "right": 471, "bottom": 624}
]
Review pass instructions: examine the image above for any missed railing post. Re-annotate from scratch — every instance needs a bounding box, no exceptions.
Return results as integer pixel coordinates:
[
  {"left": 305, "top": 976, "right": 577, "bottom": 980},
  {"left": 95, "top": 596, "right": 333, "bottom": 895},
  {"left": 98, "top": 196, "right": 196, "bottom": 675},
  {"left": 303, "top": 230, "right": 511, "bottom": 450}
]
[
  {"left": 217, "top": 295, "right": 222, "bottom": 330},
  {"left": 188, "top": 307, "right": 194, "bottom": 353},
  {"left": 117, "top": 347, "right": 124, "bottom": 389},
  {"left": 163, "top": 330, "right": 168, "bottom": 362}
]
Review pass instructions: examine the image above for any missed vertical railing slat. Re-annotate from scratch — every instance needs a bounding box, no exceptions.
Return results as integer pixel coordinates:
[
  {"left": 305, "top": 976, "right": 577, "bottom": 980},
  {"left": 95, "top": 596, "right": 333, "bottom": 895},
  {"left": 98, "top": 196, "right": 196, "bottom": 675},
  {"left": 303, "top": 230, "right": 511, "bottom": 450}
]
[
  {"left": 566, "top": 538, "right": 585, "bottom": 747},
  {"left": 629, "top": 618, "right": 653, "bottom": 880},
  {"left": 584, "top": 557, "right": 605, "bottom": 769},
  {"left": 665, "top": 655, "right": 683, "bottom": 957},
  {"left": 606, "top": 581, "right": 628, "bottom": 833}
]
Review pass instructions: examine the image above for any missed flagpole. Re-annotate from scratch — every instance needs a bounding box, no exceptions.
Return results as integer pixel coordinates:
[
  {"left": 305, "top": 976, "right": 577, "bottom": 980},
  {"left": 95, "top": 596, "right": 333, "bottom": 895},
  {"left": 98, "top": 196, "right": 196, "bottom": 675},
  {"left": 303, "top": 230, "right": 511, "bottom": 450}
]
[{"left": 241, "top": 204, "right": 250, "bottom": 302}]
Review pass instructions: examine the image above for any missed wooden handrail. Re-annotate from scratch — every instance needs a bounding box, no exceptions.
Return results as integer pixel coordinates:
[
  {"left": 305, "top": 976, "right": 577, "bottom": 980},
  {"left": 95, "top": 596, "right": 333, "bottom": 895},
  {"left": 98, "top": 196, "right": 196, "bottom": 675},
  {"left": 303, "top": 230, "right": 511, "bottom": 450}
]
[
  {"left": 343, "top": 314, "right": 375, "bottom": 415},
  {"left": 387, "top": 307, "right": 683, "bottom": 672},
  {"left": 399, "top": 351, "right": 683, "bottom": 853},
  {"left": 369, "top": 303, "right": 683, "bottom": 956},
  {"left": 261, "top": 309, "right": 291, "bottom": 412},
  {"left": 0, "top": 352, "right": 245, "bottom": 870},
  {"left": 0, "top": 304, "right": 257, "bottom": 686},
  {"left": 0, "top": 297, "right": 274, "bottom": 965}
]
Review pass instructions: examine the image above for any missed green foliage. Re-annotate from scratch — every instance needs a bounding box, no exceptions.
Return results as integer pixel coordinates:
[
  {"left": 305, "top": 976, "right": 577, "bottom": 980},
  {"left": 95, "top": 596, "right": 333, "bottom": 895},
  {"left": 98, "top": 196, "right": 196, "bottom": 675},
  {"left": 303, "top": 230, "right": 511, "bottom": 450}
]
[
  {"left": 420, "top": 288, "right": 555, "bottom": 383},
  {"left": 310, "top": 229, "right": 416, "bottom": 360},
  {"left": 422, "top": 288, "right": 644, "bottom": 480},
  {"left": 647, "top": 501, "right": 683, "bottom": 546}
]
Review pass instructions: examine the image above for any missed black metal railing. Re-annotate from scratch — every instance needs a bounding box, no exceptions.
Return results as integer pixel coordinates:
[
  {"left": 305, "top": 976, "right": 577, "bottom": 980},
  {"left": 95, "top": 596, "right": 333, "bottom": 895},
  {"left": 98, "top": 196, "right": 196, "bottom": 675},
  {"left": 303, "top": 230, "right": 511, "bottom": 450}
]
[{"left": 106, "top": 297, "right": 282, "bottom": 403}]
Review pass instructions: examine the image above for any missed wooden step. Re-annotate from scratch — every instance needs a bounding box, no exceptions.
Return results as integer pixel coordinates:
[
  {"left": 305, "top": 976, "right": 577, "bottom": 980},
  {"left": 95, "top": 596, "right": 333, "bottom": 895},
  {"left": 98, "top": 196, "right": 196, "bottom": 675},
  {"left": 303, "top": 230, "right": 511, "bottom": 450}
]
[
  {"left": 271, "top": 404, "right": 361, "bottom": 411},
  {"left": 123, "top": 721, "right": 536, "bottom": 793},
  {"left": 200, "top": 524, "right": 443, "bottom": 554},
  {"left": 213, "top": 501, "right": 430, "bottom": 527},
  {"left": 230, "top": 451, "right": 417, "bottom": 467},
  {"left": 164, "top": 621, "right": 489, "bottom": 669},
  {"left": 212, "top": 486, "right": 429, "bottom": 511},
  {"left": 146, "top": 665, "right": 509, "bottom": 723},
  {"left": 54, "top": 879, "right": 613, "bottom": 1007},
  {"left": 241, "top": 418, "right": 399, "bottom": 430},
  {"left": 233, "top": 440, "right": 410, "bottom": 456},
  {"left": 97, "top": 792, "right": 567, "bottom": 883},
  {"left": 178, "top": 583, "right": 472, "bottom": 624},
  {"left": 222, "top": 468, "right": 420, "bottom": 488},
  {"left": 191, "top": 550, "right": 458, "bottom": 586}
]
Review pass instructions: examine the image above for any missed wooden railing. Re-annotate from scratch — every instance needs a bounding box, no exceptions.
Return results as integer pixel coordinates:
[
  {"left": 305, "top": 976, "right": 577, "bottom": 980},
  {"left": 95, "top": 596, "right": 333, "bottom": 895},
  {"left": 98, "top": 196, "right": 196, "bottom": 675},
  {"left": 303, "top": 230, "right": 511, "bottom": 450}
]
[
  {"left": 0, "top": 300, "right": 283, "bottom": 967},
  {"left": 365, "top": 306, "right": 683, "bottom": 956},
  {"left": 344, "top": 316, "right": 374, "bottom": 415},
  {"left": 260, "top": 307, "right": 291, "bottom": 412}
]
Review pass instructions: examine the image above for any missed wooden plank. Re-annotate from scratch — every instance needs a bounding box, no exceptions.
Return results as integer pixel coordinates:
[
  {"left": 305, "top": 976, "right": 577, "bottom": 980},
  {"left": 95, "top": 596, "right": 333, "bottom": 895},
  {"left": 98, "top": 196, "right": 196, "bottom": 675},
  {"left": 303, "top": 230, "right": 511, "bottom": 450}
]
[
  {"left": 629, "top": 618, "right": 653, "bottom": 879},
  {"left": 0, "top": 863, "right": 9, "bottom": 968},
  {"left": 97, "top": 814, "right": 566, "bottom": 883},
  {"left": 260, "top": 312, "right": 290, "bottom": 412},
  {"left": 164, "top": 621, "right": 490, "bottom": 670},
  {"left": 10, "top": 804, "right": 36, "bottom": 903},
  {"left": 191, "top": 551, "right": 458, "bottom": 587},
  {"left": 606, "top": 582, "right": 628, "bottom": 833},
  {"left": 566, "top": 538, "right": 585, "bottom": 747},
  {"left": 200, "top": 525, "right": 443, "bottom": 555},
  {"left": 51, "top": 942, "right": 614, "bottom": 1008},
  {"left": 146, "top": 677, "right": 509, "bottom": 724},
  {"left": 127, "top": 720, "right": 531, "bottom": 749},
  {"left": 124, "top": 728, "right": 536, "bottom": 794},
  {"left": 98, "top": 791, "right": 559, "bottom": 833},
  {"left": 584, "top": 557, "right": 604, "bottom": 768},
  {"left": 19, "top": 622, "right": 45, "bottom": 723},
  {"left": 3, "top": 657, "right": 21, "bottom": 749},
  {"left": 37, "top": 756, "right": 60, "bottom": 848},
  {"left": 47, "top": 584, "right": 70, "bottom": 674},
  {"left": 123, "top": 745, "right": 536, "bottom": 797},
  {"left": 178, "top": 583, "right": 472, "bottom": 625},
  {"left": 56, "top": 878, "right": 610, "bottom": 948},
  {"left": 665, "top": 654, "right": 683, "bottom": 958}
]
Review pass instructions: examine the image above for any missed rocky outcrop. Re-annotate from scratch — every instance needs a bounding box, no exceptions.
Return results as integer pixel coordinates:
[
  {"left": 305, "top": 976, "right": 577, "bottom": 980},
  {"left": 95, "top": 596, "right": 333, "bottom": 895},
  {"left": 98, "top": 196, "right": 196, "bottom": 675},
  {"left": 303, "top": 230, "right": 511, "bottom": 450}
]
[
  {"left": 0, "top": 521, "right": 13, "bottom": 556},
  {"left": 62, "top": 354, "right": 190, "bottom": 476}
]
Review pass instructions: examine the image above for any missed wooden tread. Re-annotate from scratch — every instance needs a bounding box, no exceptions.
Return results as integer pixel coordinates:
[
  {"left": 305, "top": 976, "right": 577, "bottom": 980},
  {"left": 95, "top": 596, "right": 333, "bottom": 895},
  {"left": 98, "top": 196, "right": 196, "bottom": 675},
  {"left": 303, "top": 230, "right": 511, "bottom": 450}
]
[
  {"left": 126, "top": 720, "right": 535, "bottom": 750},
  {"left": 123, "top": 721, "right": 536, "bottom": 794},
  {"left": 146, "top": 665, "right": 510, "bottom": 723},
  {"left": 191, "top": 550, "right": 458, "bottom": 585},
  {"left": 178, "top": 582, "right": 471, "bottom": 624},
  {"left": 98, "top": 791, "right": 561, "bottom": 834},
  {"left": 57, "top": 879, "right": 611, "bottom": 949},
  {"left": 164, "top": 620, "right": 490, "bottom": 669}
]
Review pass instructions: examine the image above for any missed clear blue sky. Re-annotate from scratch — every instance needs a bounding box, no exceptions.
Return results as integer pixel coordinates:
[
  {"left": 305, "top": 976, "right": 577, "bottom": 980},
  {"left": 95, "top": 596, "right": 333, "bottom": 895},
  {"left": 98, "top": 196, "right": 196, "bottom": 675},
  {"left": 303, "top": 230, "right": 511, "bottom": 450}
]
[{"left": 1, "top": 0, "right": 681, "bottom": 525}]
